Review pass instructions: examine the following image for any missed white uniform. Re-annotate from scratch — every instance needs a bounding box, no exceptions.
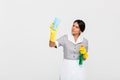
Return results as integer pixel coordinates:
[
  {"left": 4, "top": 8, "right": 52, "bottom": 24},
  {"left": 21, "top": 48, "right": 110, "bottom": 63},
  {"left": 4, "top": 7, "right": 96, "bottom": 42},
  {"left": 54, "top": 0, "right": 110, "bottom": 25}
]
[{"left": 56, "top": 33, "right": 88, "bottom": 80}]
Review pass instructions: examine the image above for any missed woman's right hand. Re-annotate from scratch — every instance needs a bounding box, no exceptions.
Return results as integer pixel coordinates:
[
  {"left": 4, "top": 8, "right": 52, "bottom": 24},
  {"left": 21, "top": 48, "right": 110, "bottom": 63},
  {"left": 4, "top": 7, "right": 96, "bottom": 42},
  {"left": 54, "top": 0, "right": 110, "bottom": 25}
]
[
  {"left": 49, "top": 23, "right": 58, "bottom": 48},
  {"left": 49, "top": 23, "right": 58, "bottom": 42}
]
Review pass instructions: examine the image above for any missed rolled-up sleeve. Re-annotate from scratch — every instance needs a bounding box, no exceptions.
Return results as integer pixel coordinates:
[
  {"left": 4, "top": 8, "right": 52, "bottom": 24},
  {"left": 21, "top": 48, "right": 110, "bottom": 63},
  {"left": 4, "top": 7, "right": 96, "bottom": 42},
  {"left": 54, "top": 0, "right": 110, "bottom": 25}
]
[{"left": 55, "top": 35, "right": 66, "bottom": 48}]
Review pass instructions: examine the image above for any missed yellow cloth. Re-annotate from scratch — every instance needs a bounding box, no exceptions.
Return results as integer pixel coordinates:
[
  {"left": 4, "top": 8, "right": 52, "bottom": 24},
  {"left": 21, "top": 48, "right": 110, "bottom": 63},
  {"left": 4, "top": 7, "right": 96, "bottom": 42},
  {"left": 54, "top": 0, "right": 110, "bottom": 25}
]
[
  {"left": 50, "top": 23, "right": 58, "bottom": 42},
  {"left": 79, "top": 45, "right": 88, "bottom": 59}
]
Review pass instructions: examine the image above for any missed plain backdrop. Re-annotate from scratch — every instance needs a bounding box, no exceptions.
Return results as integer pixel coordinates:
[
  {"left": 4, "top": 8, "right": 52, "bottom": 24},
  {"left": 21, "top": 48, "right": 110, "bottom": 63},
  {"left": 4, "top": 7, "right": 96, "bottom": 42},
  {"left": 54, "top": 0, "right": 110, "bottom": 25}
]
[{"left": 0, "top": 0, "right": 120, "bottom": 80}]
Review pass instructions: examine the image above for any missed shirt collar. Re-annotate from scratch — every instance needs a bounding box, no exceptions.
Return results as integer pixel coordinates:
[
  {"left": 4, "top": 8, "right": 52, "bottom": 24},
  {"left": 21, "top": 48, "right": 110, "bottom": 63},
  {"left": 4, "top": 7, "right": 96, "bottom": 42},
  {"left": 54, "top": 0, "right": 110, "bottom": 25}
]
[{"left": 68, "top": 32, "right": 84, "bottom": 44}]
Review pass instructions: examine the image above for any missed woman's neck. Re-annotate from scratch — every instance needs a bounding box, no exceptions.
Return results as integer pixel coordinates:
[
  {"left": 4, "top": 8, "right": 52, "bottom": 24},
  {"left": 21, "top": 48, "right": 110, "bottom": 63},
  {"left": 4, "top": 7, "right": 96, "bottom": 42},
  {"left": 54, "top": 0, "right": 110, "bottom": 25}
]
[{"left": 73, "top": 34, "right": 80, "bottom": 42}]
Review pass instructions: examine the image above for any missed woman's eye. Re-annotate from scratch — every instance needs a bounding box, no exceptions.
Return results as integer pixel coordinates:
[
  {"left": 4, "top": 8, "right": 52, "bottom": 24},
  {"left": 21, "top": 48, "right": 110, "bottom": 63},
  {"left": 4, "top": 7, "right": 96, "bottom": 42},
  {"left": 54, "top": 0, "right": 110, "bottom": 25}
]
[{"left": 76, "top": 26, "right": 79, "bottom": 28}]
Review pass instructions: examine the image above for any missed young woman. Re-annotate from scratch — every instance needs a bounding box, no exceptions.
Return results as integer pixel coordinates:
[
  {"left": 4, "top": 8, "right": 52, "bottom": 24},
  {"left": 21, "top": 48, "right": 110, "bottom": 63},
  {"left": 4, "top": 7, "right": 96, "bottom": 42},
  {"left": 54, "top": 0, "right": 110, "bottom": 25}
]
[{"left": 49, "top": 19, "right": 88, "bottom": 80}]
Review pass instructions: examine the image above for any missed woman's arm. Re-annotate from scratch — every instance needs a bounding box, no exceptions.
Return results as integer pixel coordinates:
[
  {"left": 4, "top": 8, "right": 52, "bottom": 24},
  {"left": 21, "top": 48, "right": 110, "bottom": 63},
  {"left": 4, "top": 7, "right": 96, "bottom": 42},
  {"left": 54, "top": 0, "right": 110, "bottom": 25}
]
[{"left": 49, "top": 41, "right": 57, "bottom": 48}]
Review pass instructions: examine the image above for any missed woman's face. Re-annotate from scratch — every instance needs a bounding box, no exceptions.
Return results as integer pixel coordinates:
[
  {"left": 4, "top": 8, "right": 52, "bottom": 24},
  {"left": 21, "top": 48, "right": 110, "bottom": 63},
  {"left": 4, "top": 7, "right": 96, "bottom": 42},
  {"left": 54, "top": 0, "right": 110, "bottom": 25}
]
[{"left": 71, "top": 22, "right": 81, "bottom": 35}]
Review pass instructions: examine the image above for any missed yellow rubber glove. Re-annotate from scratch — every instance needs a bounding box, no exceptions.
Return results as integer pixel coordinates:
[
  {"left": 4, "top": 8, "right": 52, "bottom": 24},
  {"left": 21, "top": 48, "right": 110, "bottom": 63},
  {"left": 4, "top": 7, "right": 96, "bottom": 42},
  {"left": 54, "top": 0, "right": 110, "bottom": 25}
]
[
  {"left": 79, "top": 45, "right": 88, "bottom": 59},
  {"left": 50, "top": 23, "right": 58, "bottom": 42},
  {"left": 83, "top": 53, "right": 88, "bottom": 59}
]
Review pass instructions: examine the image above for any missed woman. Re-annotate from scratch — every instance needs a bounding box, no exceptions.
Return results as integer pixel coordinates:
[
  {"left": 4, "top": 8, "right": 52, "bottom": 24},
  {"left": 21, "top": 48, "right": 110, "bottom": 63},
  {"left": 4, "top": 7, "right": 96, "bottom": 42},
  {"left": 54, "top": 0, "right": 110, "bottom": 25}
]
[{"left": 49, "top": 19, "right": 88, "bottom": 80}]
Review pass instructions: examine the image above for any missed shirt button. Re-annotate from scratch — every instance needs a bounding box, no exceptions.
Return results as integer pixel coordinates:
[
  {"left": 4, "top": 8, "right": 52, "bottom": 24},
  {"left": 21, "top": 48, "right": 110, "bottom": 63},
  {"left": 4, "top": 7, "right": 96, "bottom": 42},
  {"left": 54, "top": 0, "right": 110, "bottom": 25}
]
[{"left": 73, "top": 52, "right": 75, "bottom": 54}]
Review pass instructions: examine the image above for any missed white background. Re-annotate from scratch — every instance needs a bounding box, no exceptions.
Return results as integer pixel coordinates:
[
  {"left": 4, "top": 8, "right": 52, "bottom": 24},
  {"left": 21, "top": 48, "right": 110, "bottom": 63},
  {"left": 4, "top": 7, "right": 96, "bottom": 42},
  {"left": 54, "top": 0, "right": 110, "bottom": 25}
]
[{"left": 0, "top": 0, "right": 120, "bottom": 80}]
